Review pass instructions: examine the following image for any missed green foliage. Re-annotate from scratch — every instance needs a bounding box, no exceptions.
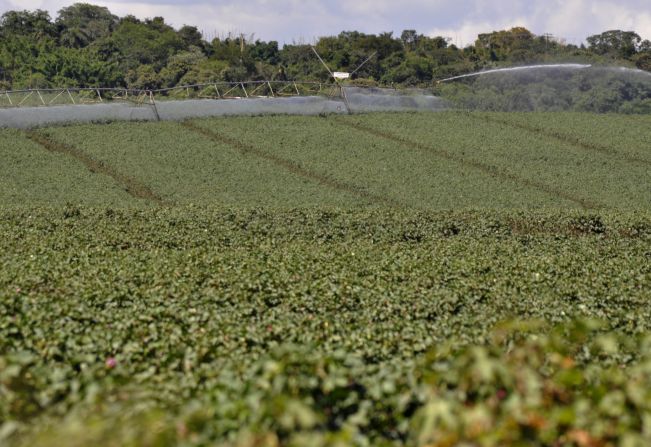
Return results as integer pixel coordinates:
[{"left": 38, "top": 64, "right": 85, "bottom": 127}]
[
  {"left": 475, "top": 27, "right": 542, "bottom": 62},
  {"left": 38, "top": 121, "right": 364, "bottom": 207},
  {"left": 158, "top": 47, "right": 207, "bottom": 88},
  {"left": 383, "top": 54, "right": 434, "bottom": 85},
  {"left": 344, "top": 111, "right": 651, "bottom": 211},
  {"left": 56, "top": 3, "right": 118, "bottom": 49},
  {"left": 125, "top": 64, "right": 162, "bottom": 90},
  {"left": 0, "top": 129, "right": 140, "bottom": 206},
  {"left": 109, "top": 18, "right": 184, "bottom": 72},
  {"left": 1, "top": 207, "right": 651, "bottom": 446},
  {"left": 1, "top": 3, "right": 649, "bottom": 92},
  {"left": 0, "top": 9, "right": 56, "bottom": 38},
  {"left": 438, "top": 67, "right": 651, "bottom": 113},
  {"left": 1, "top": 91, "right": 651, "bottom": 446},
  {"left": 177, "top": 25, "right": 203, "bottom": 50},
  {"left": 587, "top": 30, "right": 642, "bottom": 59},
  {"left": 411, "top": 321, "right": 651, "bottom": 446},
  {"left": 634, "top": 51, "right": 651, "bottom": 72},
  {"left": 2, "top": 112, "right": 651, "bottom": 210}
]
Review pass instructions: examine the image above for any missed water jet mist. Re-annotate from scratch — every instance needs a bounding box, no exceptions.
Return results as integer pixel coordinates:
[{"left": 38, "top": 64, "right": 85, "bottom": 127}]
[{"left": 438, "top": 64, "right": 592, "bottom": 83}]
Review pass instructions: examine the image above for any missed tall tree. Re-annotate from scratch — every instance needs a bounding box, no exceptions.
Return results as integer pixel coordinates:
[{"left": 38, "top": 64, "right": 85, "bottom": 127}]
[
  {"left": 587, "top": 30, "right": 642, "bottom": 59},
  {"left": 475, "top": 27, "right": 536, "bottom": 61},
  {"left": 56, "top": 3, "right": 118, "bottom": 48},
  {"left": 109, "top": 17, "right": 184, "bottom": 71},
  {"left": 400, "top": 30, "right": 421, "bottom": 51},
  {"left": 178, "top": 25, "right": 204, "bottom": 49},
  {"left": 0, "top": 9, "right": 56, "bottom": 39}
]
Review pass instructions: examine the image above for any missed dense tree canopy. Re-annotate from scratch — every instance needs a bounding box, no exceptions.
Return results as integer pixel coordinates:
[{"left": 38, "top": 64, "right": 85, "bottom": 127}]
[
  {"left": 586, "top": 30, "right": 642, "bottom": 59},
  {"left": 56, "top": 3, "right": 117, "bottom": 48},
  {"left": 0, "top": 3, "right": 649, "bottom": 91}
]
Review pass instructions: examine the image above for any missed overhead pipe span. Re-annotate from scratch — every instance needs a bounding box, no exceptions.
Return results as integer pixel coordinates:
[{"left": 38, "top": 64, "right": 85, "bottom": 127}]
[{"left": 0, "top": 88, "right": 449, "bottom": 129}]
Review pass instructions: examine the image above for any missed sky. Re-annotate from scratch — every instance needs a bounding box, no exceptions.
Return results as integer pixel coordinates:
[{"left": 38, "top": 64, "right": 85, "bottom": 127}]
[{"left": 1, "top": 0, "right": 650, "bottom": 46}]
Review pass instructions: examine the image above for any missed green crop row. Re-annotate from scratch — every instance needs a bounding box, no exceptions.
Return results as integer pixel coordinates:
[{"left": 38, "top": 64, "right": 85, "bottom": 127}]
[
  {"left": 344, "top": 112, "right": 651, "bottom": 209},
  {"left": 0, "top": 129, "right": 141, "bottom": 207},
  {"left": 2, "top": 112, "right": 650, "bottom": 209},
  {"left": 2, "top": 208, "right": 651, "bottom": 446},
  {"left": 38, "top": 121, "right": 366, "bottom": 208},
  {"left": 473, "top": 112, "right": 651, "bottom": 162},
  {"left": 2, "top": 111, "right": 651, "bottom": 445}
]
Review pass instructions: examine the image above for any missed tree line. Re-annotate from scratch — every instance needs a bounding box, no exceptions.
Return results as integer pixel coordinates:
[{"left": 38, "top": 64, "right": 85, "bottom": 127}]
[{"left": 1, "top": 3, "right": 650, "bottom": 91}]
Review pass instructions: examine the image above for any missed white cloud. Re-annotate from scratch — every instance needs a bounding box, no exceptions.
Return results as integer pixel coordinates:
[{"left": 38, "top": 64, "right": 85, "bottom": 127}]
[
  {"left": 1, "top": 0, "right": 649, "bottom": 44},
  {"left": 429, "top": 0, "right": 651, "bottom": 46},
  {"left": 428, "top": 18, "right": 533, "bottom": 47},
  {"left": 0, "top": 0, "right": 58, "bottom": 13},
  {"left": 532, "top": 0, "right": 651, "bottom": 43}
]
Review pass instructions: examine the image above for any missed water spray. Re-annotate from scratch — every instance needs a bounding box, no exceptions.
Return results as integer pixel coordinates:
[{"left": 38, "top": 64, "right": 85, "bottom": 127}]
[
  {"left": 603, "top": 66, "right": 651, "bottom": 78},
  {"left": 437, "top": 64, "right": 592, "bottom": 83}
]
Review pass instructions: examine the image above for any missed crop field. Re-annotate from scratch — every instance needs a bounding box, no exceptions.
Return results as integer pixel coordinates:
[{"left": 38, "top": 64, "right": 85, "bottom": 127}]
[
  {"left": 2, "top": 112, "right": 651, "bottom": 209},
  {"left": 2, "top": 112, "right": 651, "bottom": 446}
]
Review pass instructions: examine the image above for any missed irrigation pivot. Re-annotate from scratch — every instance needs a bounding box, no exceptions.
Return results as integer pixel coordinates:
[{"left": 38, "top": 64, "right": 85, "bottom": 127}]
[
  {"left": 310, "top": 46, "right": 352, "bottom": 113},
  {"left": 0, "top": 48, "right": 447, "bottom": 128},
  {"left": 310, "top": 47, "right": 378, "bottom": 114},
  {"left": 437, "top": 63, "right": 592, "bottom": 83}
]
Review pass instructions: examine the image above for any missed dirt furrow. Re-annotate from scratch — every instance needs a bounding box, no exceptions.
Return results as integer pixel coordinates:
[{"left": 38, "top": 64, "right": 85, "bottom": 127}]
[
  {"left": 25, "top": 130, "right": 169, "bottom": 206},
  {"left": 472, "top": 114, "right": 651, "bottom": 168},
  {"left": 336, "top": 118, "right": 604, "bottom": 210},
  {"left": 180, "top": 120, "right": 403, "bottom": 208}
]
